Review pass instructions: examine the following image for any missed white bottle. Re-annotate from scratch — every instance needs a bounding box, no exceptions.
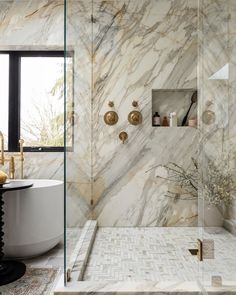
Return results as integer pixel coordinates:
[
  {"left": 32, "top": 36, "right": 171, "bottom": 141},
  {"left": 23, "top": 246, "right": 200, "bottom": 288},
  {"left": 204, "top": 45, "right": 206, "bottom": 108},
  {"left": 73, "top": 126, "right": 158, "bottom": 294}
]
[{"left": 169, "top": 112, "right": 178, "bottom": 127}]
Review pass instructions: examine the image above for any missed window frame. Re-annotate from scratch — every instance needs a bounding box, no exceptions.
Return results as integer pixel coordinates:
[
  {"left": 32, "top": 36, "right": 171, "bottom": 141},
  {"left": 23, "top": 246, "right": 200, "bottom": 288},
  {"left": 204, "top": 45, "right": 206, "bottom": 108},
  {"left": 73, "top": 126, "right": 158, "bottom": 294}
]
[{"left": 1, "top": 51, "right": 73, "bottom": 152}]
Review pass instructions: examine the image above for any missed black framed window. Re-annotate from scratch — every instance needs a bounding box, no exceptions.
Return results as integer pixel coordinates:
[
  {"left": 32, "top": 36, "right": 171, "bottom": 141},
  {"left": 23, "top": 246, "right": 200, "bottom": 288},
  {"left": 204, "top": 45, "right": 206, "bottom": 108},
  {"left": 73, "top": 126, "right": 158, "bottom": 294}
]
[{"left": 0, "top": 51, "right": 73, "bottom": 152}]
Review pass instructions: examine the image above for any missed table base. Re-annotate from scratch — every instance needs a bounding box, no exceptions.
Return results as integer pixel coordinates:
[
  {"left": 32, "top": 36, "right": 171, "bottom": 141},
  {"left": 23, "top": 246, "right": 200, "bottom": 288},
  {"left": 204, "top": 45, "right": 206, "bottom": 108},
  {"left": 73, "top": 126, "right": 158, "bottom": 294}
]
[{"left": 0, "top": 260, "right": 26, "bottom": 286}]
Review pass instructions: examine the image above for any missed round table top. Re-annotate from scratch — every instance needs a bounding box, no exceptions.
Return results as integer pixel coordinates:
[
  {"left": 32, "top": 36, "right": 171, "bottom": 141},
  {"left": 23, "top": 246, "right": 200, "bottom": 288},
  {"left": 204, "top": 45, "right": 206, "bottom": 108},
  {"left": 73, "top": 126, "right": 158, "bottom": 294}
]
[{"left": 0, "top": 181, "right": 33, "bottom": 193}]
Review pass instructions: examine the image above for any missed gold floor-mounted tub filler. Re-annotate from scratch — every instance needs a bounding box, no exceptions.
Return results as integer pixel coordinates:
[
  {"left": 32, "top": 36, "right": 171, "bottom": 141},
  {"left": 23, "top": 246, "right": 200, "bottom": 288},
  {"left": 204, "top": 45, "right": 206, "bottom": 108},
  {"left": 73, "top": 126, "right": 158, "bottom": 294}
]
[{"left": 0, "top": 131, "right": 24, "bottom": 179}]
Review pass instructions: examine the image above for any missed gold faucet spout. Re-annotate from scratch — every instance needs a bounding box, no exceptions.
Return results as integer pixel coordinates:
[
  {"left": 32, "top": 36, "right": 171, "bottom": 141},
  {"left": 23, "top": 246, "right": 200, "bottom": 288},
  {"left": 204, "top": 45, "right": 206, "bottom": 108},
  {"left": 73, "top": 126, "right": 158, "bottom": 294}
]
[
  {"left": 9, "top": 156, "right": 15, "bottom": 179},
  {"left": 0, "top": 131, "right": 4, "bottom": 165},
  {"left": 0, "top": 132, "right": 24, "bottom": 179},
  {"left": 19, "top": 139, "right": 24, "bottom": 178}
]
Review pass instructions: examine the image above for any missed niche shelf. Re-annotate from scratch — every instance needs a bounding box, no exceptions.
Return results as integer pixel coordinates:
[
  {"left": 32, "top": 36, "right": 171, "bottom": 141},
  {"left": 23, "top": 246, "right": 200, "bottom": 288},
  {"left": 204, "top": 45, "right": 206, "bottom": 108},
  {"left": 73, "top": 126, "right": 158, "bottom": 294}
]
[{"left": 152, "top": 89, "right": 198, "bottom": 128}]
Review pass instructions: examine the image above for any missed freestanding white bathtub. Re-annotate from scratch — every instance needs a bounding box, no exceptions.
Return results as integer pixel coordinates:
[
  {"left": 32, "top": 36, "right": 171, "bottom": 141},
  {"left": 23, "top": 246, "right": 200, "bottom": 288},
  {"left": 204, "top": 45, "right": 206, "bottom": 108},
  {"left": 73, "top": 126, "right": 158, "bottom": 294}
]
[{"left": 3, "top": 179, "right": 64, "bottom": 258}]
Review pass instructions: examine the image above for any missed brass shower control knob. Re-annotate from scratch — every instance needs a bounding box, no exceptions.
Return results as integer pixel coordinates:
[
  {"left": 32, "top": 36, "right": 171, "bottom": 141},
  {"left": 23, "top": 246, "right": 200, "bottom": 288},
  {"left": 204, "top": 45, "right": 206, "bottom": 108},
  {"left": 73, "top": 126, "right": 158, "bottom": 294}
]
[
  {"left": 132, "top": 100, "right": 138, "bottom": 107},
  {"left": 128, "top": 111, "right": 142, "bottom": 125},
  {"left": 108, "top": 101, "right": 114, "bottom": 107},
  {"left": 104, "top": 111, "right": 119, "bottom": 125},
  {"left": 119, "top": 131, "right": 128, "bottom": 144}
]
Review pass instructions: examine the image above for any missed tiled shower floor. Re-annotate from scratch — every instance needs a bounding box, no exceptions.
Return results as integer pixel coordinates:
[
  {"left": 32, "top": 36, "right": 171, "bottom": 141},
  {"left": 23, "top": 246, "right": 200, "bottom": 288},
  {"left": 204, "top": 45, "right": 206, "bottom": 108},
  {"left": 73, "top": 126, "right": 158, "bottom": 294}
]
[{"left": 83, "top": 227, "right": 236, "bottom": 282}]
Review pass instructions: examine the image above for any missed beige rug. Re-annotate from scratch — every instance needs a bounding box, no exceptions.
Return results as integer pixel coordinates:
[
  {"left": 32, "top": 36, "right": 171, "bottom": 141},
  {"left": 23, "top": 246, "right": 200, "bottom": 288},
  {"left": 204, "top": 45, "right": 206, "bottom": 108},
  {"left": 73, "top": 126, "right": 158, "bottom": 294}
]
[{"left": 0, "top": 267, "right": 59, "bottom": 295}]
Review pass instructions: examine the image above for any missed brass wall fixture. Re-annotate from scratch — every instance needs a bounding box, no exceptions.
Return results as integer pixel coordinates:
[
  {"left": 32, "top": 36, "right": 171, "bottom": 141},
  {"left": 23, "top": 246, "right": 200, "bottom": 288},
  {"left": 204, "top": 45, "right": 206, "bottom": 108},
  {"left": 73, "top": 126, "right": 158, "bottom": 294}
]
[
  {"left": 197, "top": 239, "right": 203, "bottom": 261},
  {"left": 104, "top": 111, "right": 119, "bottom": 125},
  {"left": 132, "top": 100, "right": 138, "bottom": 107},
  {"left": 9, "top": 156, "right": 15, "bottom": 180},
  {"left": 189, "top": 239, "right": 203, "bottom": 261},
  {"left": 104, "top": 101, "right": 119, "bottom": 125},
  {"left": 202, "top": 110, "right": 216, "bottom": 125},
  {"left": 119, "top": 131, "right": 128, "bottom": 144},
  {"left": 128, "top": 111, "right": 143, "bottom": 125},
  {"left": 108, "top": 101, "right": 114, "bottom": 107},
  {"left": 0, "top": 131, "right": 24, "bottom": 179}
]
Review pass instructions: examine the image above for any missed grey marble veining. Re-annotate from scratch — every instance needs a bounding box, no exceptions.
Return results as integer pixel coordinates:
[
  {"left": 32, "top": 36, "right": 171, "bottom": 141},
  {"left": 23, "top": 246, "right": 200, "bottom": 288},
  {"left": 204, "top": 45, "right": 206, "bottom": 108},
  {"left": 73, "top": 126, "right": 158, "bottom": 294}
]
[
  {"left": 0, "top": 0, "right": 200, "bottom": 228},
  {"left": 0, "top": 0, "right": 64, "bottom": 47},
  {"left": 90, "top": 0, "right": 198, "bottom": 226},
  {"left": 1, "top": 0, "right": 235, "bottom": 229}
]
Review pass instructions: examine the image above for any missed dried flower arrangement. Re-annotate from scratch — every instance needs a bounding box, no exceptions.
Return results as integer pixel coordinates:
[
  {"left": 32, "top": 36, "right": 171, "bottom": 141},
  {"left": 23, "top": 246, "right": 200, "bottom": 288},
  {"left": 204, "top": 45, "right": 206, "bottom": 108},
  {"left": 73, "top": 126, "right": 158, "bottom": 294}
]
[
  {"left": 153, "top": 158, "right": 236, "bottom": 206},
  {"left": 203, "top": 160, "right": 235, "bottom": 206}
]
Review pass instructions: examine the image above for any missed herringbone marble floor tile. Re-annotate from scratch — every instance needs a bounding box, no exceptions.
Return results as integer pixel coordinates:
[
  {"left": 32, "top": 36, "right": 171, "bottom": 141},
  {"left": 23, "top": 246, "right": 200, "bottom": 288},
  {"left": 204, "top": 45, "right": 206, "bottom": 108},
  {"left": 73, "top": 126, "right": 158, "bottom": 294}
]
[{"left": 83, "top": 227, "right": 236, "bottom": 282}]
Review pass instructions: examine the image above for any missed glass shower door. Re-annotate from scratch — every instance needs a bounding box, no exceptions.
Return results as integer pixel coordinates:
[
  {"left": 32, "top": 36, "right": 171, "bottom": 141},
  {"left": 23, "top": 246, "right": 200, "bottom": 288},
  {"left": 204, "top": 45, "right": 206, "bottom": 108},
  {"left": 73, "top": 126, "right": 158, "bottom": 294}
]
[
  {"left": 199, "top": 0, "right": 236, "bottom": 291},
  {"left": 63, "top": 0, "right": 236, "bottom": 289},
  {"left": 64, "top": 0, "right": 93, "bottom": 285}
]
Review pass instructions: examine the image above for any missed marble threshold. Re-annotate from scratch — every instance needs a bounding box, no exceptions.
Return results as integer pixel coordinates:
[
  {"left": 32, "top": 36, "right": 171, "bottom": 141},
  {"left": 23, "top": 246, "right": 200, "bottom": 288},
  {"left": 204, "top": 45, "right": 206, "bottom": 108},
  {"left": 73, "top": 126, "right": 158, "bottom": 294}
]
[{"left": 54, "top": 276, "right": 236, "bottom": 294}]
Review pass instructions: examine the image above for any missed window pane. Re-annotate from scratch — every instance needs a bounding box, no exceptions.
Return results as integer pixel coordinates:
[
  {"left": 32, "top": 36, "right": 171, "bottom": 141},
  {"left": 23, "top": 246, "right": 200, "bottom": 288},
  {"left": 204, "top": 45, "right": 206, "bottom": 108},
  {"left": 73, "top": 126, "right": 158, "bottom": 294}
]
[
  {"left": 0, "top": 54, "right": 9, "bottom": 150},
  {"left": 21, "top": 56, "right": 72, "bottom": 148}
]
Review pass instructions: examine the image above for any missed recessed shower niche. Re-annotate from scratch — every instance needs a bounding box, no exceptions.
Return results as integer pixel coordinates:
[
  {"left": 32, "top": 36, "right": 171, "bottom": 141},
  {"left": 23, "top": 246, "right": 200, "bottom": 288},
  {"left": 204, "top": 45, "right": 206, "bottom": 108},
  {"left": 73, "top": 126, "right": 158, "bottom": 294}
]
[{"left": 152, "top": 89, "right": 198, "bottom": 127}]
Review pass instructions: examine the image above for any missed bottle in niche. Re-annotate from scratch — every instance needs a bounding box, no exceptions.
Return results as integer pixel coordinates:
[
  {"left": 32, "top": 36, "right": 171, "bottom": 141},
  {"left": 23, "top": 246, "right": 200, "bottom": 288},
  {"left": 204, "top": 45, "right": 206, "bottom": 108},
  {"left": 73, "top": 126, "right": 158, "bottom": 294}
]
[
  {"left": 162, "top": 116, "right": 169, "bottom": 127},
  {"left": 188, "top": 117, "right": 197, "bottom": 128},
  {"left": 152, "top": 112, "right": 161, "bottom": 126},
  {"left": 169, "top": 112, "right": 178, "bottom": 127}
]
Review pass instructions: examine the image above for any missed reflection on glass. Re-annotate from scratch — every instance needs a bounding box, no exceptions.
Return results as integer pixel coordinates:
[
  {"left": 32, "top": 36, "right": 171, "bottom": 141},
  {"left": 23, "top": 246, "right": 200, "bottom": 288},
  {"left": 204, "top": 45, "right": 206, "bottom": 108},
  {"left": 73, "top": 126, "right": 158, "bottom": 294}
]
[
  {"left": 0, "top": 54, "right": 9, "bottom": 150},
  {"left": 21, "top": 57, "right": 73, "bottom": 148},
  {"left": 209, "top": 63, "right": 229, "bottom": 80}
]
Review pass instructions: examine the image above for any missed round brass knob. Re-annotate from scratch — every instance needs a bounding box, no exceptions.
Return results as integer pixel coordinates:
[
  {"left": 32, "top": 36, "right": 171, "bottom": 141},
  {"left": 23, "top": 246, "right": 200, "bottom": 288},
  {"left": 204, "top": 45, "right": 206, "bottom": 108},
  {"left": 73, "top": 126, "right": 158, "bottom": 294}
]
[
  {"left": 128, "top": 111, "right": 142, "bottom": 125},
  {"left": 132, "top": 100, "right": 138, "bottom": 107},
  {"left": 202, "top": 110, "right": 216, "bottom": 125},
  {"left": 104, "top": 111, "right": 119, "bottom": 125},
  {"left": 108, "top": 101, "right": 114, "bottom": 107}
]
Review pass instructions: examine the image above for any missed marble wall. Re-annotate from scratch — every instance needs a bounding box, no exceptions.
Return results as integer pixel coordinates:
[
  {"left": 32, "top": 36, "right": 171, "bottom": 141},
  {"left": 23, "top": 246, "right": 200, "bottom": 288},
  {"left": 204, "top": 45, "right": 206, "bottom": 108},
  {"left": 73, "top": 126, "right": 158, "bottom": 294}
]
[
  {"left": 0, "top": 0, "right": 201, "bottom": 227},
  {"left": 89, "top": 0, "right": 199, "bottom": 226},
  {"left": 0, "top": 0, "right": 90, "bottom": 227}
]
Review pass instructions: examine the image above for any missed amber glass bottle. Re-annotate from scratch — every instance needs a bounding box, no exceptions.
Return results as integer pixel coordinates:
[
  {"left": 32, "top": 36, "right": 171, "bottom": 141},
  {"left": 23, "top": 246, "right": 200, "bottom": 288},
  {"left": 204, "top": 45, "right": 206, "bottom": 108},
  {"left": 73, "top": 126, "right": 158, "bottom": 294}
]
[{"left": 162, "top": 116, "right": 169, "bottom": 126}]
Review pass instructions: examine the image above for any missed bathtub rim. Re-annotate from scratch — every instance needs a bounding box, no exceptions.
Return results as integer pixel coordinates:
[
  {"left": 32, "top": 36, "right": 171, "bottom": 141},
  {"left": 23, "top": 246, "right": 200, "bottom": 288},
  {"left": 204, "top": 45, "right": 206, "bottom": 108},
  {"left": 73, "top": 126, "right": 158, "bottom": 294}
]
[{"left": 8, "top": 179, "right": 63, "bottom": 189}]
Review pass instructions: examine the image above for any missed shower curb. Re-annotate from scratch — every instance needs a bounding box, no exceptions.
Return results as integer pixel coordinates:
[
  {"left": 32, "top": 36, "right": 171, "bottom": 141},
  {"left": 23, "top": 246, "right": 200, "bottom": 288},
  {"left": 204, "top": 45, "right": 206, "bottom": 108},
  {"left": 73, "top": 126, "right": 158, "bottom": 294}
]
[{"left": 68, "top": 220, "right": 98, "bottom": 281}]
